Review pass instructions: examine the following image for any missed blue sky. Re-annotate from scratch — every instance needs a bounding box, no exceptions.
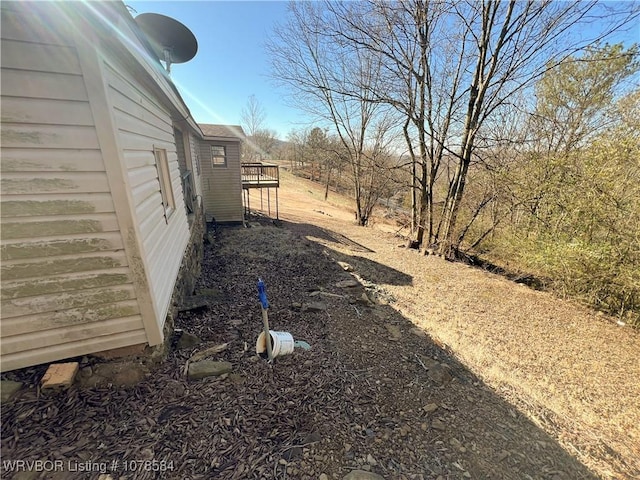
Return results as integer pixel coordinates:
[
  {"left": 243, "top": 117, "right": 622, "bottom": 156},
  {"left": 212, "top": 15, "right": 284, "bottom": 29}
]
[
  {"left": 127, "top": 1, "right": 639, "bottom": 141},
  {"left": 128, "top": 1, "right": 302, "bottom": 139}
]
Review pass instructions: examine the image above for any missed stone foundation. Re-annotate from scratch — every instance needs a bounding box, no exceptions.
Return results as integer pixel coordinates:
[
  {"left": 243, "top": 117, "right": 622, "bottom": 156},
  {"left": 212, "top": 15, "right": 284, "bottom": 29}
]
[
  {"left": 93, "top": 343, "right": 147, "bottom": 360},
  {"left": 162, "top": 198, "right": 206, "bottom": 345}
]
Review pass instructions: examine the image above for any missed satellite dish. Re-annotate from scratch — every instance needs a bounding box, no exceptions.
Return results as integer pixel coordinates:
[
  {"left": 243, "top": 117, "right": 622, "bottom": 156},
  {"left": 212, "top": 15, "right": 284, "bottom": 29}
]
[{"left": 135, "top": 13, "right": 198, "bottom": 73}]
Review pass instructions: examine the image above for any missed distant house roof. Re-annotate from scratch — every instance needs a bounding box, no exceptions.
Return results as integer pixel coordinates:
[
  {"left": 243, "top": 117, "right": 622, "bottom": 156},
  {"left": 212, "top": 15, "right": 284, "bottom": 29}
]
[{"left": 199, "top": 124, "right": 246, "bottom": 141}]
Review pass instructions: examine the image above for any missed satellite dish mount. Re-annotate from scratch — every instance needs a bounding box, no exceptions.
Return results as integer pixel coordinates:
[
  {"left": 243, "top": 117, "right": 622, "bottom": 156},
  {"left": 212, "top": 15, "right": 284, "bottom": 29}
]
[
  {"left": 135, "top": 13, "right": 198, "bottom": 74},
  {"left": 162, "top": 47, "right": 175, "bottom": 73}
]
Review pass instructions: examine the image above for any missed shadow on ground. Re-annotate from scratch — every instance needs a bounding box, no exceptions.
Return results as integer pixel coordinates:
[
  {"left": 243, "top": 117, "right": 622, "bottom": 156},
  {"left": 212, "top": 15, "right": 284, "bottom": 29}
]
[
  {"left": 279, "top": 219, "right": 413, "bottom": 288},
  {"left": 279, "top": 219, "right": 375, "bottom": 253}
]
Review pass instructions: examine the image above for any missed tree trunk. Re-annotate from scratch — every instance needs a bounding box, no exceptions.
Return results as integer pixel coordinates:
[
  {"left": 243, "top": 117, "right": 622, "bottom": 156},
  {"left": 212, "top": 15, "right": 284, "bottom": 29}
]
[
  {"left": 324, "top": 166, "right": 332, "bottom": 200},
  {"left": 411, "top": 155, "right": 417, "bottom": 234},
  {"left": 415, "top": 159, "right": 429, "bottom": 246}
]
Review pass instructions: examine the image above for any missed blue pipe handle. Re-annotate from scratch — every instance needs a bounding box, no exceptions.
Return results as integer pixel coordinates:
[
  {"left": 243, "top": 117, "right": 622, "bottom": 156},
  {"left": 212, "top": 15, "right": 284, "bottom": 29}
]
[{"left": 257, "top": 278, "right": 269, "bottom": 309}]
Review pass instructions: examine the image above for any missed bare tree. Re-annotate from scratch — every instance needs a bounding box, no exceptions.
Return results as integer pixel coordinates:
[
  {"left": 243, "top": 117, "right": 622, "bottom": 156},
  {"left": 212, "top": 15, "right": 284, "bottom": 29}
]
[
  {"left": 424, "top": 0, "right": 637, "bottom": 256},
  {"left": 269, "top": 2, "right": 400, "bottom": 225},
  {"left": 240, "top": 95, "right": 277, "bottom": 162},
  {"left": 306, "top": 127, "right": 328, "bottom": 182},
  {"left": 252, "top": 128, "right": 278, "bottom": 161},
  {"left": 285, "top": 128, "right": 308, "bottom": 170},
  {"left": 240, "top": 94, "right": 266, "bottom": 138},
  {"left": 272, "top": 0, "right": 638, "bottom": 255}
]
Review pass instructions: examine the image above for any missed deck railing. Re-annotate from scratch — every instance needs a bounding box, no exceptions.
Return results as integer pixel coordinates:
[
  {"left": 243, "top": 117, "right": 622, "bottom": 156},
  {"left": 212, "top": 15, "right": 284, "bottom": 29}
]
[{"left": 241, "top": 162, "right": 279, "bottom": 188}]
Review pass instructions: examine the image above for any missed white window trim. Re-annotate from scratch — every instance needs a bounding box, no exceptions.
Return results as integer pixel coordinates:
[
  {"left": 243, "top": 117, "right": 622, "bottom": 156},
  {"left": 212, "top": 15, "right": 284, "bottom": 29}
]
[{"left": 154, "top": 147, "right": 176, "bottom": 222}]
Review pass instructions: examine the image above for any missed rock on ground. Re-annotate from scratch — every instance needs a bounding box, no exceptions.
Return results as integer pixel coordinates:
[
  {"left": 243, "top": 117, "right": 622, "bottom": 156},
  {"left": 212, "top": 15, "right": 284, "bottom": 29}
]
[
  {"left": 427, "top": 363, "right": 453, "bottom": 385},
  {"left": 343, "top": 470, "right": 385, "bottom": 480},
  {"left": 188, "top": 360, "right": 232, "bottom": 380},
  {"left": 338, "top": 261, "right": 354, "bottom": 272},
  {"left": 1, "top": 380, "right": 22, "bottom": 403},
  {"left": 302, "top": 301, "right": 328, "bottom": 312},
  {"left": 384, "top": 324, "right": 402, "bottom": 341},
  {"left": 177, "top": 331, "right": 202, "bottom": 350},
  {"left": 189, "top": 343, "right": 229, "bottom": 362}
]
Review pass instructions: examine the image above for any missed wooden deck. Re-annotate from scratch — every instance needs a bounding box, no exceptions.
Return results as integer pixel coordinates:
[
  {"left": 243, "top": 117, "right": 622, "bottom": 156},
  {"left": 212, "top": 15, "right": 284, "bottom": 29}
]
[
  {"left": 241, "top": 163, "right": 279, "bottom": 219},
  {"left": 241, "top": 163, "right": 279, "bottom": 189}
]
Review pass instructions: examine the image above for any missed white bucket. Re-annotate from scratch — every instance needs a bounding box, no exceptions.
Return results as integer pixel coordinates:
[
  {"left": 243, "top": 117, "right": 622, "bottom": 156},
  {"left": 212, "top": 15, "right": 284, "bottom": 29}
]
[{"left": 256, "top": 330, "right": 295, "bottom": 358}]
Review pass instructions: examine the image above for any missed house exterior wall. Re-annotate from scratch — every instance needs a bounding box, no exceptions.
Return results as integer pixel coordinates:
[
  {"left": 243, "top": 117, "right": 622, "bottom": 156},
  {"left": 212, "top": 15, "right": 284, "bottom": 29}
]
[
  {"left": 200, "top": 140, "right": 243, "bottom": 223},
  {"left": 0, "top": 0, "right": 201, "bottom": 371},
  {"left": 102, "top": 55, "right": 190, "bottom": 331},
  {"left": 0, "top": 2, "right": 147, "bottom": 371}
]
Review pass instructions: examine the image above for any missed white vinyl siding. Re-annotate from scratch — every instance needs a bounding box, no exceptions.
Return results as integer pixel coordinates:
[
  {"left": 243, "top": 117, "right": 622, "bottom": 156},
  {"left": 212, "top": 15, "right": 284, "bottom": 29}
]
[
  {"left": 103, "top": 59, "right": 190, "bottom": 331},
  {"left": 201, "top": 140, "right": 243, "bottom": 222},
  {"left": 0, "top": 2, "right": 146, "bottom": 371}
]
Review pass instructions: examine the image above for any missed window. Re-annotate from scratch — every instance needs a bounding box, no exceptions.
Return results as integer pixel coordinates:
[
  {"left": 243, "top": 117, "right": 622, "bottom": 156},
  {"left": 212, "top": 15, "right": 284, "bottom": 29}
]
[
  {"left": 154, "top": 147, "right": 175, "bottom": 220},
  {"left": 211, "top": 145, "right": 226, "bottom": 167}
]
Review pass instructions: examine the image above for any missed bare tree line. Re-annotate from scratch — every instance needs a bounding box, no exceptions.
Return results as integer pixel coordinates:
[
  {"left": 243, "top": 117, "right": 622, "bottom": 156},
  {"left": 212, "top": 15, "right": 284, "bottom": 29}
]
[{"left": 269, "top": 0, "right": 639, "bottom": 256}]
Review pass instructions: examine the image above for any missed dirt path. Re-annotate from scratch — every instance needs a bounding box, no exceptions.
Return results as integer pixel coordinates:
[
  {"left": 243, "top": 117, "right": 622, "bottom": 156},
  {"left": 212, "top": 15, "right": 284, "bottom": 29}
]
[
  {"left": 251, "top": 169, "right": 640, "bottom": 479},
  {"left": 1, "top": 171, "right": 638, "bottom": 480}
]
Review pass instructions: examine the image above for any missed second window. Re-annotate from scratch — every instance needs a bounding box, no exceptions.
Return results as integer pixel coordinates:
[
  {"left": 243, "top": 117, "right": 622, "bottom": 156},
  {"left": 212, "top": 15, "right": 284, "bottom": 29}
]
[{"left": 211, "top": 145, "right": 226, "bottom": 167}]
